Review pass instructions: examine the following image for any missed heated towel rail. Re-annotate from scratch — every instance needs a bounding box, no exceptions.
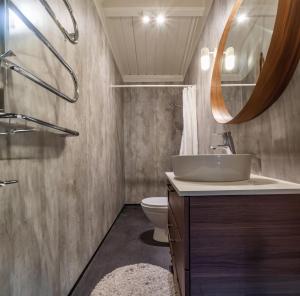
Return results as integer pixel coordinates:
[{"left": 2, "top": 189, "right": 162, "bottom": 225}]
[
  {"left": 0, "top": 0, "right": 80, "bottom": 187},
  {"left": 0, "top": 0, "right": 79, "bottom": 103},
  {"left": 39, "top": 0, "right": 79, "bottom": 44}
]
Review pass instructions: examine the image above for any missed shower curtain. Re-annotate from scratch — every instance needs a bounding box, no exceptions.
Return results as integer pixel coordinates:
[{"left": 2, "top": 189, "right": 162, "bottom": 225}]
[{"left": 180, "top": 85, "right": 198, "bottom": 155}]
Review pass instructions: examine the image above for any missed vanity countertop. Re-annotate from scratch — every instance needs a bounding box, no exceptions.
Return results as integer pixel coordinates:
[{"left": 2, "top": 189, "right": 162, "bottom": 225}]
[{"left": 166, "top": 172, "right": 300, "bottom": 196}]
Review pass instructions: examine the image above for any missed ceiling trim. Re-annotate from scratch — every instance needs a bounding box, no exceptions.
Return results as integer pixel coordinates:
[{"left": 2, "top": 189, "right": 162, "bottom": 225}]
[
  {"left": 183, "top": 0, "right": 213, "bottom": 77},
  {"left": 104, "top": 7, "right": 206, "bottom": 17},
  {"left": 123, "top": 75, "right": 184, "bottom": 83},
  {"left": 92, "top": 0, "right": 126, "bottom": 75}
]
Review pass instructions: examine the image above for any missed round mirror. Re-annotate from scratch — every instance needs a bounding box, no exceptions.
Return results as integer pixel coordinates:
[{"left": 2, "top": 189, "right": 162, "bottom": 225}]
[
  {"left": 221, "top": 0, "right": 278, "bottom": 117},
  {"left": 211, "top": 0, "right": 300, "bottom": 124}
]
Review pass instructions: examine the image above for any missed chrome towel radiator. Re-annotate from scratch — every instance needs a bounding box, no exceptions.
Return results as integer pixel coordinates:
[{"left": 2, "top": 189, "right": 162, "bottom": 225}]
[
  {"left": 0, "top": 0, "right": 80, "bottom": 186},
  {"left": 0, "top": 0, "right": 79, "bottom": 103}
]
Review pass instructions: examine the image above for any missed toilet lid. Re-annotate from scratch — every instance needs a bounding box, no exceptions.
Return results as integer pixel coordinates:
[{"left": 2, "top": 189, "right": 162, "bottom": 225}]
[{"left": 142, "top": 197, "right": 168, "bottom": 208}]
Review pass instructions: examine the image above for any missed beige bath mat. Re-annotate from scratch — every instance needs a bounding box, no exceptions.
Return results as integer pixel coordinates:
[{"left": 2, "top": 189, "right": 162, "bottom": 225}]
[{"left": 90, "top": 263, "right": 177, "bottom": 296}]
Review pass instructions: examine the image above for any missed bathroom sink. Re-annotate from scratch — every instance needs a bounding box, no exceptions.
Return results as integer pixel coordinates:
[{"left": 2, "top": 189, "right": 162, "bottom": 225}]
[{"left": 172, "top": 154, "right": 252, "bottom": 182}]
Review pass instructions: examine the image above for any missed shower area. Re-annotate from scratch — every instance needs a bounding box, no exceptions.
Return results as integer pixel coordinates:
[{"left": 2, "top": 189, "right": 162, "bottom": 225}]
[{"left": 120, "top": 84, "right": 184, "bottom": 204}]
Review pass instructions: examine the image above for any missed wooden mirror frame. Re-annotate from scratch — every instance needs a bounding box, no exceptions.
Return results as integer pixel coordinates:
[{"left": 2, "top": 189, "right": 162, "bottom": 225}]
[{"left": 211, "top": 0, "right": 300, "bottom": 124}]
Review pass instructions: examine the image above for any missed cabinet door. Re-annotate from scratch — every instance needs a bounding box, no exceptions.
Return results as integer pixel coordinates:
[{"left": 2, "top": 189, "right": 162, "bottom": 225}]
[{"left": 189, "top": 195, "right": 300, "bottom": 295}]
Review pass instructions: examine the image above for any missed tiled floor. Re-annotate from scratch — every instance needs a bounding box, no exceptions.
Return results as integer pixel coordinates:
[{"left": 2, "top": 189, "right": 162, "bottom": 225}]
[{"left": 70, "top": 205, "right": 171, "bottom": 296}]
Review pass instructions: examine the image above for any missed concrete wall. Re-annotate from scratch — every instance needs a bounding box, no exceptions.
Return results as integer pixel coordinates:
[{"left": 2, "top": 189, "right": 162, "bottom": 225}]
[
  {"left": 123, "top": 87, "right": 182, "bottom": 203},
  {"left": 0, "top": 0, "right": 125, "bottom": 295}
]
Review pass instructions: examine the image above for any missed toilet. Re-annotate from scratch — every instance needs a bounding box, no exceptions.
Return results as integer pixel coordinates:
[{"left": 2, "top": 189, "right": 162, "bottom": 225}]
[{"left": 141, "top": 197, "right": 168, "bottom": 243}]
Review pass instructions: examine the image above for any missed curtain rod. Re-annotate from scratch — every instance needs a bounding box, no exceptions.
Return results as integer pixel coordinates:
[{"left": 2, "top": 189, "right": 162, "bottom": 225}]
[{"left": 111, "top": 84, "right": 194, "bottom": 88}]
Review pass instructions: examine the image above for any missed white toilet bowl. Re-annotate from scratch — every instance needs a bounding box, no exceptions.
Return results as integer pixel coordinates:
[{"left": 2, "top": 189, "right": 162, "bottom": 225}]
[{"left": 141, "top": 197, "right": 168, "bottom": 243}]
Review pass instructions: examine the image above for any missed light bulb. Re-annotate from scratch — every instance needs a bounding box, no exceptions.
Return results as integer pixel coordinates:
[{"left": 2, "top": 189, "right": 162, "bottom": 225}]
[
  {"left": 225, "top": 47, "right": 235, "bottom": 71},
  {"left": 200, "top": 47, "right": 210, "bottom": 71},
  {"left": 156, "top": 14, "right": 165, "bottom": 25},
  {"left": 142, "top": 15, "right": 150, "bottom": 24},
  {"left": 237, "top": 14, "right": 248, "bottom": 23}
]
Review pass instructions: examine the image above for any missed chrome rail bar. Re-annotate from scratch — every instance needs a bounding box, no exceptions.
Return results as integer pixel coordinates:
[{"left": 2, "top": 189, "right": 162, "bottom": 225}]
[
  {"left": 0, "top": 113, "right": 79, "bottom": 136},
  {"left": 39, "top": 0, "right": 79, "bottom": 44},
  {"left": 0, "top": 128, "right": 36, "bottom": 135},
  {"left": 0, "top": 50, "right": 78, "bottom": 103},
  {"left": 0, "top": 180, "right": 18, "bottom": 187},
  {"left": 0, "top": 0, "right": 79, "bottom": 103}
]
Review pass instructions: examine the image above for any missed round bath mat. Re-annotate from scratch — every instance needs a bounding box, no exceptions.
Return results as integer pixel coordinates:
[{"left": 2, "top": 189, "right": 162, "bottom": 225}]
[{"left": 90, "top": 263, "right": 177, "bottom": 296}]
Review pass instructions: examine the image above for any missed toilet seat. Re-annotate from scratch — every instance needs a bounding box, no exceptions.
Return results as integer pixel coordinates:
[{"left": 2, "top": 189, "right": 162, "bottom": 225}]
[{"left": 141, "top": 197, "right": 168, "bottom": 208}]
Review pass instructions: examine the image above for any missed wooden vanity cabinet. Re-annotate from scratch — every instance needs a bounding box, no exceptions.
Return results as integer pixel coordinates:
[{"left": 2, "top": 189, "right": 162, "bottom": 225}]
[{"left": 168, "top": 183, "right": 300, "bottom": 296}]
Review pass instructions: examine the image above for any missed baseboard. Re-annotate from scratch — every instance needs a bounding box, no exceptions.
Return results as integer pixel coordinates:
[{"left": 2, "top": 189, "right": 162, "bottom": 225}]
[{"left": 67, "top": 204, "right": 125, "bottom": 296}]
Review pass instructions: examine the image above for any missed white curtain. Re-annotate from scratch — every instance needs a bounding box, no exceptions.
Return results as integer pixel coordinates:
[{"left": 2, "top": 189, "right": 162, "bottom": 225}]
[{"left": 180, "top": 85, "right": 198, "bottom": 155}]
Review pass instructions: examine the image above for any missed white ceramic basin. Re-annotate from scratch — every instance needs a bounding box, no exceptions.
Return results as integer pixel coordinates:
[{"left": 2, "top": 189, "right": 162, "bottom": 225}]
[{"left": 172, "top": 154, "right": 252, "bottom": 182}]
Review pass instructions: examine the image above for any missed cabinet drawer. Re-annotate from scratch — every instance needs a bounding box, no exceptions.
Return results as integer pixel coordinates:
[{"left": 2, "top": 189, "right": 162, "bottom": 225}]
[
  {"left": 169, "top": 208, "right": 189, "bottom": 296},
  {"left": 168, "top": 184, "right": 190, "bottom": 295},
  {"left": 168, "top": 185, "right": 186, "bottom": 237}
]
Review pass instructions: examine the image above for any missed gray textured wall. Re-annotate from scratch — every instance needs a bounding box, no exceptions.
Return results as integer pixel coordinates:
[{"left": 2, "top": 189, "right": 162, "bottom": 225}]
[
  {"left": 0, "top": 0, "right": 124, "bottom": 295},
  {"left": 185, "top": 0, "right": 300, "bottom": 183},
  {"left": 123, "top": 87, "right": 182, "bottom": 204}
]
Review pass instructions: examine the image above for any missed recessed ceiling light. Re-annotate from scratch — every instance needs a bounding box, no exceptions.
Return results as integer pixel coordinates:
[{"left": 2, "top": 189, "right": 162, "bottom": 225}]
[
  {"left": 156, "top": 14, "right": 165, "bottom": 25},
  {"left": 237, "top": 14, "right": 248, "bottom": 23},
  {"left": 142, "top": 15, "right": 150, "bottom": 24}
]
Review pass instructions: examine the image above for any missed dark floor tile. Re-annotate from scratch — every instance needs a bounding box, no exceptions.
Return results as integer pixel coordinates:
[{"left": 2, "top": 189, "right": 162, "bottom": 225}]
[{"left": 70, "top": 205, "right": 171, "bottom": 296}]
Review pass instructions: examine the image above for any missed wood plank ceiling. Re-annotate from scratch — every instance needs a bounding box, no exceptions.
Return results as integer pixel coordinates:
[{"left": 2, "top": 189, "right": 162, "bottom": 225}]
[{"left": 94, "top": 0, "right": 213, "bottom": 83}]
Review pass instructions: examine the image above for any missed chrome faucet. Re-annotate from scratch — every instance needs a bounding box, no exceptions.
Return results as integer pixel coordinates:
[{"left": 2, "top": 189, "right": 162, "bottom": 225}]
[{"left": 210, "top": 131, "right": 236, "bottom": 154}]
